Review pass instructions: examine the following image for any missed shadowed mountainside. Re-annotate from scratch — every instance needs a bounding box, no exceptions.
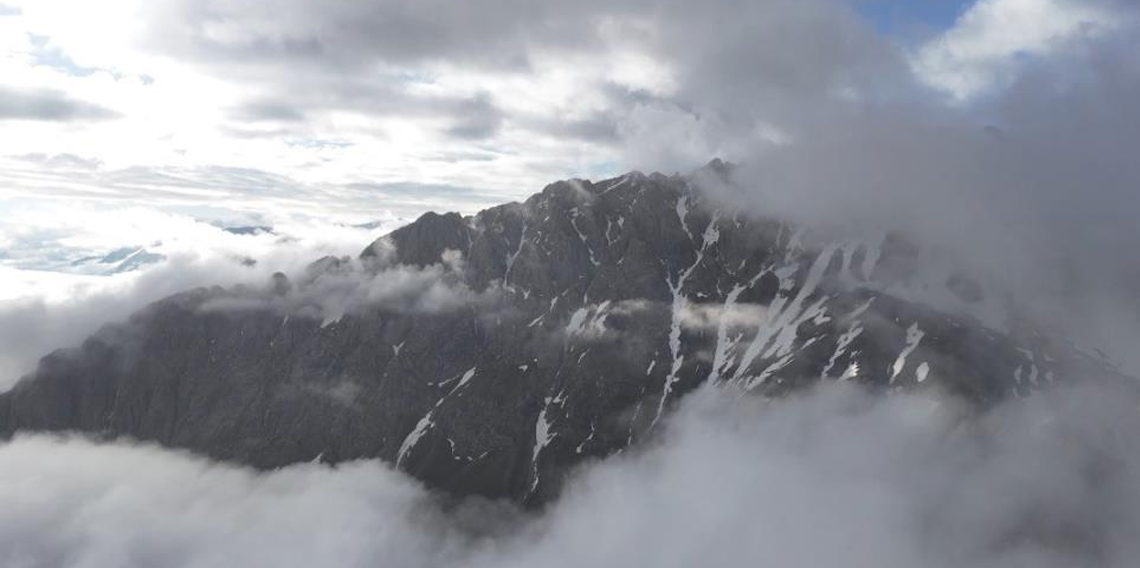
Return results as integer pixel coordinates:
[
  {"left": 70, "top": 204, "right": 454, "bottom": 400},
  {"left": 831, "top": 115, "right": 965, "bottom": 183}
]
[{"left": 0, "top": 162, "right": 1121, "bottom": 505}]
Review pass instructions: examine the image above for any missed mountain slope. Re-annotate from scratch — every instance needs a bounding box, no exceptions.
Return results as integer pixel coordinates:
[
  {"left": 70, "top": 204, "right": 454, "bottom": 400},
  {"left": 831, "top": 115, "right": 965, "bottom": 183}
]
[{"left": 0, "top": 164, "right": 1117, "bottom": 505}]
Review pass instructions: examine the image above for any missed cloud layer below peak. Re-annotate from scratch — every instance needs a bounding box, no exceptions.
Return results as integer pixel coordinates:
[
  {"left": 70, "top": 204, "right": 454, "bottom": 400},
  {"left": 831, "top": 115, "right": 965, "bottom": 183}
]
[{"left": 4, "top": 384, "right": 1140, "bottom": 568}]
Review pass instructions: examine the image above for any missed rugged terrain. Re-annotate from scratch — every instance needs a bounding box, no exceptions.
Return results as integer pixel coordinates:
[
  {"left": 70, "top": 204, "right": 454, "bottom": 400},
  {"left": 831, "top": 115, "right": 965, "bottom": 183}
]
[{"left": 0, "top": 162, "right": 1115, "bottom": 505}]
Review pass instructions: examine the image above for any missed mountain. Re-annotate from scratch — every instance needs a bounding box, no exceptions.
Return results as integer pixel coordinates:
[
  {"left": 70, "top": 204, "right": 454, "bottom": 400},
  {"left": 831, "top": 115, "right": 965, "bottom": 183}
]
[
  {"left": 221, "top": 225, "right": 275, "bottom": 236},
  {"left": 0, "top": 163, "right": 1122, "bottom": 505},
  {"left": 69, "top": 246, "right": 167, "bottom": 275}
]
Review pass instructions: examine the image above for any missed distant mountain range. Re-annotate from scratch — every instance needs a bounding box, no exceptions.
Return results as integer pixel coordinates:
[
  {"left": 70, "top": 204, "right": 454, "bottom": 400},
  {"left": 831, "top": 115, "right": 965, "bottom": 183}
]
[
  {"left": 0, "top": 162, "right": 1127, "bottom": 505},
  {"left": 69, "top": 247, "right": 166, "bottom": 275}
]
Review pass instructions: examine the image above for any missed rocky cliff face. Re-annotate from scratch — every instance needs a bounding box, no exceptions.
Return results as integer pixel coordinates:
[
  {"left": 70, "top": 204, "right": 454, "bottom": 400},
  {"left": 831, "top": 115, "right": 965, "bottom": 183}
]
[{"left": 0, "top": 164, "right": 1116, "bottom": 505}]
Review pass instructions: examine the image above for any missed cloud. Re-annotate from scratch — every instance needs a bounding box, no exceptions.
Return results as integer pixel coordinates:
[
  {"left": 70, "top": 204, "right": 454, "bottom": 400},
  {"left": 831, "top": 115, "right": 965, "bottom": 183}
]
[
  {"left": 0, "top": 255, "right": 276, "bottom": 390},
  {"left": 141, "top": 0, "right": 605, "bottom": 70},
  {"left": 199, "top": 250, "right": 493, "bottom": 327},
  {"left": 0, "top": 157, "right": 503, "bottom": 222},
  {"left": 2, "top": 0, "right": 1136, "bottom": 214},
  {"left": 0, "top": 0, "right": 916, "bottom": 198},
  {"left": 10, "top": 152, "right": 103, "bottom": 169},
  {"left": 0, "top": 86, "right": 119, "bottom": 121},
  {"left": 677, "top": 302, "right": 770, "bottom": 331},
  {"left": 0, "top": 204, "right": 408, "bottom": 389},
  {"left": 1, "top": 4, "right": 1137, "bottom": 565},
  {"left": 3, "top": 383, "right": 1140, "bottom": 567},
  {"left": 229, "top": 99, "right": 308, "bottom": 123},
  {"left": 7, "top": 0, "right": 1138, "bottom": 395},
  {"left": 0, "top": 436, "right": 463, "bottom": 568},
  {"left": 914, "top": 0, "right": 1120, "bottom": 98},
  {"left": 671, "top": 0, "right": 1140, "bottom": 372}
]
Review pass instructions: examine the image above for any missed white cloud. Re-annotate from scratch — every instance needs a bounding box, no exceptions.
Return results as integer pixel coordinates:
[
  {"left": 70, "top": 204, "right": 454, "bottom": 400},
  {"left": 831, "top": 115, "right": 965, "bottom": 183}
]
[
  {"left": 677, "top": 302, "right": 770, "bottom": 331},
  {"left": 199, "top": 252, "right": 491, "bottom": 327},
  {"left": 0, "top": 436, "right": 459, "bottom": 568},
  {"left": 0, "top": 0, "right": 632, "bottom": 197},
  {"left": 3, "top": 384, "right": 1140, "bottom": 567},
  {"left": 0, "top": 202, "right": 407, "bottom": 388},
  {"left": 914, "top": 0, "right": 1118, "bottom": 99}
]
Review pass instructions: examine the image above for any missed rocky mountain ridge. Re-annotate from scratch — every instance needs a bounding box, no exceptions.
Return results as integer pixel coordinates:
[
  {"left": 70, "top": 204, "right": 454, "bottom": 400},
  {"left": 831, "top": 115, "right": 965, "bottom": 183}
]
[{"left": 0, "top": 163, "right": 1118, "bottom": 505}]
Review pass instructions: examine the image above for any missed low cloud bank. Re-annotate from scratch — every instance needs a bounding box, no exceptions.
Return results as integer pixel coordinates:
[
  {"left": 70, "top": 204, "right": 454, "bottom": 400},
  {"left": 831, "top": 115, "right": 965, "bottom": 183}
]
[
  {"left": 0, "top": 209, "right": 401, "bottom": 390},
  {"left": 4, "top": 383, "right": 1139, "bottom": 568},
  {"left": 199, "top": 252, "right": 493, "bottom": 329}
]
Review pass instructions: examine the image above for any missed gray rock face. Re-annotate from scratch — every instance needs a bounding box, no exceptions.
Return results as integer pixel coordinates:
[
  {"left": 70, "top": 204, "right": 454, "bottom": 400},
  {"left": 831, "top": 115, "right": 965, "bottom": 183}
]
[{"left": 0, "top": 165, "right": 1117, "bottom": 505}]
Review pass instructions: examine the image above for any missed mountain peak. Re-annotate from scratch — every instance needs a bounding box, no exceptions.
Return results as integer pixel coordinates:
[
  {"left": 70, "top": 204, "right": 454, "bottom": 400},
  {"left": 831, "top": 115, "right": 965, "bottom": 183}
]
[{"left": 0, "top": 166, "right": 1125, "bottom": 506}]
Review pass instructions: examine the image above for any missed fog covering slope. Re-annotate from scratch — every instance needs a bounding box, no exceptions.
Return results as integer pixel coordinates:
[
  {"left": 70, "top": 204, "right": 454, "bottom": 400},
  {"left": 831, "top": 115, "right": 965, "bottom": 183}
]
[
  {"left": 4, "top": 383, "right": 1140, "bottom": 568},
  {"left": 2, "top": 168, "right": 1121, "bottom": 507}
]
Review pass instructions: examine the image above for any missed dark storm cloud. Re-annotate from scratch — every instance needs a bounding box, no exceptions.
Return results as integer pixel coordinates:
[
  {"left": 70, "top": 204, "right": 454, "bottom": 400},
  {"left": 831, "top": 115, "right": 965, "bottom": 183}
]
[{"left": 0, "top": 87, "right": 119, "bottom": 122}]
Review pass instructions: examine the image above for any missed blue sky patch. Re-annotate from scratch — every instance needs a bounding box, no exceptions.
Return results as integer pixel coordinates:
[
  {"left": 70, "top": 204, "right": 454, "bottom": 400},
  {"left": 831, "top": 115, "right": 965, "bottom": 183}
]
[{"left": 857, "top": 0, "right": 975, "bottom": 43}]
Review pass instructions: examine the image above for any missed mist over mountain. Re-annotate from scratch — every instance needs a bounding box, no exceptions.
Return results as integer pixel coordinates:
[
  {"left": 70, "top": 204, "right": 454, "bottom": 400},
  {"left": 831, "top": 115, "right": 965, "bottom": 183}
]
[
  {"left": 4, "top": 165, "right": 1140, "bottom": 568},
  {"left": 4, "top": 0, "right": 1140, "bottom": 566},
  {"left": 1, "top": 164, "right": 1132, "bottom": 509}
]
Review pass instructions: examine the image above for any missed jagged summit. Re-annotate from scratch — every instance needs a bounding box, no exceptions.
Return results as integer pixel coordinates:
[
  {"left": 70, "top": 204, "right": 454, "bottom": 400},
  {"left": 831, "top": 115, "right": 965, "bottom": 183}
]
[{"left": 0, "top": 166, "right": 1121, "bottom": 505}]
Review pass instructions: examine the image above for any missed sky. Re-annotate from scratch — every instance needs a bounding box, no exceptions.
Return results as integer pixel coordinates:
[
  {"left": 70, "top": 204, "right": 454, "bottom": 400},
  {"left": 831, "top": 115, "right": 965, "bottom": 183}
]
[
  {"left": 859, "top": 0, "right": 974, "bottom": 36},
  {"left": 0, "top": 0, "right": 1134, "bottom": 362},
  {"left": 0, "top": 0, "right": 1117, "bottom": 220},
  {"left": 3, "top": 0, "right": 1138, "bottom": 372}
]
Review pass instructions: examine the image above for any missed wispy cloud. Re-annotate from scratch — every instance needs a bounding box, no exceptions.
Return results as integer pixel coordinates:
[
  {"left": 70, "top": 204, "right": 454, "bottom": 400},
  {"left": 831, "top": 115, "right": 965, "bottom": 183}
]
[
  {"left": 0, "top": 86, "right": 118, "bottom": 121},
  {"left": 0, "top": 205, "right": 408, "bottom": 388}
]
